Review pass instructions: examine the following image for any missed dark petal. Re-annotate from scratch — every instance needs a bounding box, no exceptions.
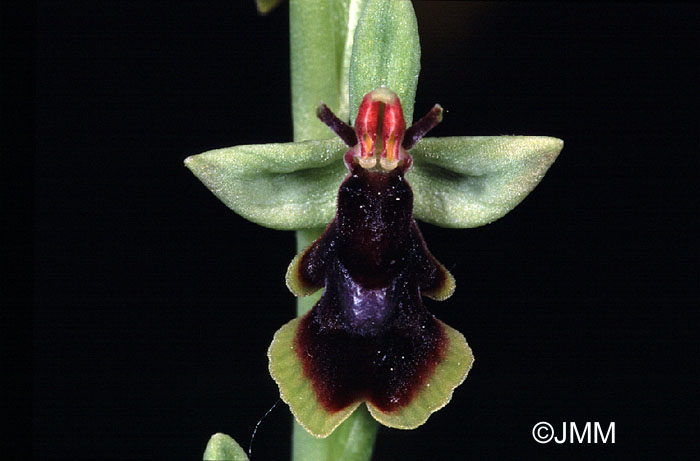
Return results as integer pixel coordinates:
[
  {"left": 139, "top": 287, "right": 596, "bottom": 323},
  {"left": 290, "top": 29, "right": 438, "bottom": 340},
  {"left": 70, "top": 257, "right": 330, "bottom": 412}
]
[
  {"left": 402, "top": 104, "right": 443, "bottom": 150},
  {"left": 316, "top": 103, "right": 358, "bottom": 147}
]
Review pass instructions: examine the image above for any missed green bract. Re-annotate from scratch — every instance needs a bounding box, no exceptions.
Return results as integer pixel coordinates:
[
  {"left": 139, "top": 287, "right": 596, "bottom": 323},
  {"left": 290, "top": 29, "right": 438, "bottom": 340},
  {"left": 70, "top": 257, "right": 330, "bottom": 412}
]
[
  {"left": 290, "top": 0, "right": 417, "bottom": 140},
  {"left": 203, "top": 433, "right": 249, "bottom": 461},
  {"left": 185, "top": 135, "right": 562, "bottom": 229},
  {"left": 349, "top": 0, "right": 420, "bottom": 124}
]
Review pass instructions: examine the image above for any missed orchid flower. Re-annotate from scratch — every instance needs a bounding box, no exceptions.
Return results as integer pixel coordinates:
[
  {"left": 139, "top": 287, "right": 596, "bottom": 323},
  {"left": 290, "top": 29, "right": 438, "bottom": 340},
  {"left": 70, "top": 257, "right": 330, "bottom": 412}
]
[
  {"left": 190, "top": 0, "right": 562, "bottom": 459},
  {"left": 269, "top": 88, "right": 472, "bottom": 436}
]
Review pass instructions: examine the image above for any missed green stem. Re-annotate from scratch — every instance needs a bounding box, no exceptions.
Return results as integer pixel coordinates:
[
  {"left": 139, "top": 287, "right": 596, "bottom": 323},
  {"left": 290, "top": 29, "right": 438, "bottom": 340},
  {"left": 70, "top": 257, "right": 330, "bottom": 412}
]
[
  {"left": 290, "top": 0, "right": 340, "bottom": 142},
  {"left": 290, "top": 0, "right": 379, "bottom": 457}
]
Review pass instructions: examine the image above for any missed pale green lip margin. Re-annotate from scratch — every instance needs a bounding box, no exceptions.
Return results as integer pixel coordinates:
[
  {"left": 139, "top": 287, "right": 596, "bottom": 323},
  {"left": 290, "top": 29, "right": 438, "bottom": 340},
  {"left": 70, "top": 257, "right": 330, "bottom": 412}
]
[
  {"left": 268, "top": 315, "right": 474, "bottom": 438},
  {"left": 268, "top": 316, "right": 363, "bottom": 438},
  {"left": 368, "top": 320, "right": 473, "bottom": 429}
]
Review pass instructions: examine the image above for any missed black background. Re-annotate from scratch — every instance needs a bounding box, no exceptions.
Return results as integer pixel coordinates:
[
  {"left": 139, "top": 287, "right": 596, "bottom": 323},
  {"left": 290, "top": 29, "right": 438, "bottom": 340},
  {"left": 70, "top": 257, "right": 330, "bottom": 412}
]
[{"left": 19, "top": 1, "right": 699, "bottom": 459}]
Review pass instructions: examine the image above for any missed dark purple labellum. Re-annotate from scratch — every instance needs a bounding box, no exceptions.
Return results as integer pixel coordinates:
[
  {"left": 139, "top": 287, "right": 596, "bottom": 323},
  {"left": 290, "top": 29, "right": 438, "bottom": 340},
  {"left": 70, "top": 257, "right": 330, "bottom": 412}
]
[{"left": 294, "top": 165, "right": 450, "bottom": 412}]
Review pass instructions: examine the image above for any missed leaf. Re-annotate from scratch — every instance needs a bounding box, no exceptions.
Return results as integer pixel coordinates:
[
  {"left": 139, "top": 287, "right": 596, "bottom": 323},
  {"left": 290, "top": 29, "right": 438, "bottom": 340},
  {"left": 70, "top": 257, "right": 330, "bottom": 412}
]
[
  {"left": 185, "top": 139, "right": 346, "bottom": 230},
  {"left": 349, "top": 0, "right": 420, "bottom": 124},
  {"left": 203, "top": 433, "right": 249, "bottom": 461},
  {"left": 408, "top": 136, "right": 564, "bottom": 227}
]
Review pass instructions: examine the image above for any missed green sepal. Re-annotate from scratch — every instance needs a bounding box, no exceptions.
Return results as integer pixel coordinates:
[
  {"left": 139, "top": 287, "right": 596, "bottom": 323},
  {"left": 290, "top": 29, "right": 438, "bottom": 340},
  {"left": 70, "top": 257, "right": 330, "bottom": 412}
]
[
  {"left": 366, "top": 319, "right": 473, "bottom": 429},
  {"left": 268, "top": 316, "right": 363, "bottom": 438},
  {"left": 408, "top": 136, "right": 563, "bottom": 227},
  {"left": 349, "top": 0, "right": 420, "bottom": 124},
  {"left": 185, "top": 139, "right": 346, "bottom": 230},
  {"left": 203, "top": 433, "right": 249, "bottom": 461}
]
